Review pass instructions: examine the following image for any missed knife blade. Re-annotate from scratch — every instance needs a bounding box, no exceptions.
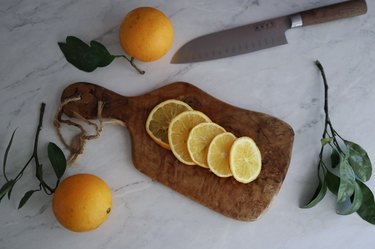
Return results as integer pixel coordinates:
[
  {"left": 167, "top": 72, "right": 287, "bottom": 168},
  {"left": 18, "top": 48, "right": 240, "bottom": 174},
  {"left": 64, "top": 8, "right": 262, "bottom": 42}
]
[{"left": 171, "top": 0, "right": 367, "bottom": 64}]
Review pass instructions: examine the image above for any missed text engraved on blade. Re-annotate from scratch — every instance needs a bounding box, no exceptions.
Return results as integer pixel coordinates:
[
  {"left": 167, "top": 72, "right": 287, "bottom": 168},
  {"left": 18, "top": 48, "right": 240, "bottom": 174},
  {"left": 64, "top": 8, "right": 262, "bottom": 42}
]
[{"left": 255, "top": 21, "right": 274, "bottom": 31}]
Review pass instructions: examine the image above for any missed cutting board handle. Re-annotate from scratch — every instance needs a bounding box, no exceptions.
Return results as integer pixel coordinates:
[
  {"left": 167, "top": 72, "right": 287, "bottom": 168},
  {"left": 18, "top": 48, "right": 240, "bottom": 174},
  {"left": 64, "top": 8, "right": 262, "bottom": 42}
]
[
  {"left": 60, "top": 82, "right": 133, "bottom": 124},
  {"left": 292, "top": 0, "right": 367, "bottom": 27}
]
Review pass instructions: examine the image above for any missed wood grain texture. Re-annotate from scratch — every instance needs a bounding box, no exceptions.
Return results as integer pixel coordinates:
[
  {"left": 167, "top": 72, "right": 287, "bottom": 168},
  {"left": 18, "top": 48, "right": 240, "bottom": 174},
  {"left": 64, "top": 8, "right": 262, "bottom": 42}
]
[
  {"left": 60, "top": 82, "right": 294, "bottom": 221},
  {"left": 300, "top": 0, "right": 367, "bottom": 26}
]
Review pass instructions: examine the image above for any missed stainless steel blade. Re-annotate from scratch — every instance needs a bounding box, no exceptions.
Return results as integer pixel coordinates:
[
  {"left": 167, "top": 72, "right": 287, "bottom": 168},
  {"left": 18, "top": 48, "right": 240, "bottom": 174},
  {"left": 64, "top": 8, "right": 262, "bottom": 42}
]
[{"left": 171, "top": 16, "right": 290, "bottom": 64}]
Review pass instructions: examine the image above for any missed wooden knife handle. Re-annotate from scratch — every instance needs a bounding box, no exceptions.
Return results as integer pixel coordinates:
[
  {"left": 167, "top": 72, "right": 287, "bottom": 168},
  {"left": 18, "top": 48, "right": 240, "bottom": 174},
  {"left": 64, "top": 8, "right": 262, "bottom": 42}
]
[{"left": 296, "top": 0, "right": 367, "bottom": 27}]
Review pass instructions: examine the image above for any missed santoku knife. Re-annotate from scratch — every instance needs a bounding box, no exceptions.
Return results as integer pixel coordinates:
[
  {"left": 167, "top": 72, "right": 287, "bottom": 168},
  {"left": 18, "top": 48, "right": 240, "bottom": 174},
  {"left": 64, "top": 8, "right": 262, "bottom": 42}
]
[{"left": 171, "top": 0, "right": 367, "bottom": 64}]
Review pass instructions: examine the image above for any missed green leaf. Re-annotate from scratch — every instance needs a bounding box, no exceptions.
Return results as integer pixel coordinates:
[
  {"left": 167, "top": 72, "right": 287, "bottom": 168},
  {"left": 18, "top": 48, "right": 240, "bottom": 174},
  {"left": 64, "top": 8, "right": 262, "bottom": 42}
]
[
  {"left": 0, "top": 180, "right": 15, "bottom": 201},
  {"left": 47, "top": 143, "right": 67, "bottom": 179},
  {"left": 90, "top": 41, "right": 115, "bottom": 67},
  {"left": 345, "top": 140, "right": 372, "bottom": 182},
  {"left": 3, "top": 129, "right": 17, "bottom": 179},
  {"left": 58, "top": 36, "right": 115, "bottom": 72},
  {"left": 325, "top": 170, "right": 340, "bottom": 196},
  {"left": 303, "top": 166, "right": 327, "bottom": 208},
  {"left": 18, "top": 190, "right": 37, "bottom": 209},
  {"left": 356, "top": 181, "right": 375, "bottom": 224},
  {"left": 7, "top": 181, "right": 15, "bottom": 200},
  {"left": 338, "top": 158, "right": 356, "bottom": 202},
  {"left": 337, "top": 181, "right": 363, "bottom": 215},
  {"left": 58, "top": 36, "right": 97, "bottom": 72},
  {"left": 330, "top": 148, "right": 340, "bottom": 168},
  {"left": 321, "top": 137, "right": 333, "bottom": 146},
  {"left": 325, "top": 170, "right": 364, "bottom": 216}
]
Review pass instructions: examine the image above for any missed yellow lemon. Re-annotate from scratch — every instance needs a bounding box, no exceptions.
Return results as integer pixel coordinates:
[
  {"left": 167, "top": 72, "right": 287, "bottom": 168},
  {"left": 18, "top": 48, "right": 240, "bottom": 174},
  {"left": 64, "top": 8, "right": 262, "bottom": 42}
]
[
  {"left": 187, "top": 123, "right": 226, "bottom": 168},
  {"left": 146, "top": 99, "right": 193, "bottom": 149},
  {"left": 230, "top": 137, "right": 262, "bottom": 184},
  {"left": 207, "top": 132, "right": 236, "bottom": 177},
  {"left": 168, "top": 111, "right": 211, "bottom": 165}
]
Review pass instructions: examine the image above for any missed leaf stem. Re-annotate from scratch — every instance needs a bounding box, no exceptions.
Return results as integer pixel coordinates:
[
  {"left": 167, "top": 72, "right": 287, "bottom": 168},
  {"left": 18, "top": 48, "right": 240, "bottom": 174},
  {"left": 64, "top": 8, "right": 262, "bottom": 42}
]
[
  {"left": 115, "top": 55, "right": 145, "bottom": 75},
  {"left": 1, "top": 103, "right": 67, "bottom": 208},
  {"left": 41, "top": 182, "right": 53, "bottom": 195},
  {"left": 333, "top": 129, "right": 346, "bottom": 142},
  {"left": 13, "top": 103, "right": 54, "bottom": 193},
  {"left": 32, "top": 103, "right": 54, "bottom": 194},
  {"left": 315, "top": 61, "right": 344, "bottom": 154},
  {"left": 33, "top": 103, "right": 44, "bottom": 180}
]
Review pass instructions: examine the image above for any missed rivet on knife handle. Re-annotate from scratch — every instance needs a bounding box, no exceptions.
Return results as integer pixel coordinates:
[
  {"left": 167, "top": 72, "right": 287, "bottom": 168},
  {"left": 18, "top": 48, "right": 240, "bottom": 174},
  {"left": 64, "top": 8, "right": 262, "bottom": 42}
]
[{"left": 292, "top": 0, "right": 367, "bottom": 27}]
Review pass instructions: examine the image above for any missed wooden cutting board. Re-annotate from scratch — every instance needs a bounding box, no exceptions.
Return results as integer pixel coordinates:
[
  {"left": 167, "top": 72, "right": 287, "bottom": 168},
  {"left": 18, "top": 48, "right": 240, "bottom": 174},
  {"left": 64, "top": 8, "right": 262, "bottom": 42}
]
[{"left": 60, "top": 82, "right": 294, "bottom": 221}]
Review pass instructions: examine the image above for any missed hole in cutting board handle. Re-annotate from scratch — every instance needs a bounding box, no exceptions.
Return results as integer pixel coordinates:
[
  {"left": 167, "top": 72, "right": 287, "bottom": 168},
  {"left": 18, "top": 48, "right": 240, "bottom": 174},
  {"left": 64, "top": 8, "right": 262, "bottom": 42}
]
[{"left": 60, "top": 82, "right": 127, "bottom": 120}]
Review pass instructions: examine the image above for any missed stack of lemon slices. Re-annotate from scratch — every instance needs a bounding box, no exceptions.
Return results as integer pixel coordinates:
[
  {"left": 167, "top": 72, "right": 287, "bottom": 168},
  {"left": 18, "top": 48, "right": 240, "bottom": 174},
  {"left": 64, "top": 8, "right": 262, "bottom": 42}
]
[{"left": 146, "top": 99, "right": 262, "bottom": 184}]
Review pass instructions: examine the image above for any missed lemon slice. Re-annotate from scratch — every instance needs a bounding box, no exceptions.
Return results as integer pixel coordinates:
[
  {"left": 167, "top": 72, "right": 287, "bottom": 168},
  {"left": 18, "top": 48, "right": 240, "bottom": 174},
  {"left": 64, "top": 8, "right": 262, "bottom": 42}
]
[
  {"left": 230, "top": 137, "right": 262, "bottom": 184},
  {"left": 146, "top": 99, "right": 193, "bottom": 149},
  {"left": 168, "top": 111, "right": 211, "bottom": 165},
  {"left": 187, "top": 123, "right": 226, "bottom": 168},
  {"left": 207, "top": 132, "right": 236, "bottom": 177}
]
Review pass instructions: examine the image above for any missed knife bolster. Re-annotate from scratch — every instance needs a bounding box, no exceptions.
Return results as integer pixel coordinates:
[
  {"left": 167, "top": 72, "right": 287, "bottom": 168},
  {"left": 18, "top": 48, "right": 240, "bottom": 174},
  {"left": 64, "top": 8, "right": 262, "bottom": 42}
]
[{"left": 290, "top": 14, "right": 303, "bottom": 28}]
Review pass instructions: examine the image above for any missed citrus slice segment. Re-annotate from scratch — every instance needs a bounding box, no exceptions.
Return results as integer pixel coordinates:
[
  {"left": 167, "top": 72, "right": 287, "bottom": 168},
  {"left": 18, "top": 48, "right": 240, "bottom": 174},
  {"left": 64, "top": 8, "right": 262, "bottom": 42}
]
[
  {"left": 187, "top": 123, "right": 226, "bottom": 168},
  {"left": 207, "top": 132, "right": 236, "bottom": 177},
  {"left": 146, "top": 99, "right": 193, "bottom": 150},
  {"left": 168, "top": 111, "right": 211, "bottom": 165},
  {"left": 230, "top": 137, "right": 262, "bottom": 184}
]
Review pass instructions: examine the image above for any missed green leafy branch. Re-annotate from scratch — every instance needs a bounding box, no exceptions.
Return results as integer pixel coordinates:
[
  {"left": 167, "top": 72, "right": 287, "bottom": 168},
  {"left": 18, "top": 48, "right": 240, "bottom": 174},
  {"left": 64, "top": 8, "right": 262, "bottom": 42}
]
[
  {"left": 0, "top": 103, "right": 67, "bottom": 209},
  {"left": 58, "top": 36, "right": 145, "bottom": 74},
  {"left": 303, "top": 61, "right": 375, "bottom": 224}
]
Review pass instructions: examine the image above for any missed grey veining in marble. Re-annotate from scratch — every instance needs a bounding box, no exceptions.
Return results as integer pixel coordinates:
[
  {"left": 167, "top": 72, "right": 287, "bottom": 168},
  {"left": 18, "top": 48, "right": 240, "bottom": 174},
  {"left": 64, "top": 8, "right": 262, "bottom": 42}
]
[{"left": 1, "top": 1, "right": 375, "bottom": 249}]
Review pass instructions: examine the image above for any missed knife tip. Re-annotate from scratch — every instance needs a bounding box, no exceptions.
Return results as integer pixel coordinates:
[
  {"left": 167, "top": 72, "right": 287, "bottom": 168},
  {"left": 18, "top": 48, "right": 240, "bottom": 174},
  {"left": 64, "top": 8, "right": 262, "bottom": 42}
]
[{"left": 170, "top": 54, "right": 182, "bottom": 64}]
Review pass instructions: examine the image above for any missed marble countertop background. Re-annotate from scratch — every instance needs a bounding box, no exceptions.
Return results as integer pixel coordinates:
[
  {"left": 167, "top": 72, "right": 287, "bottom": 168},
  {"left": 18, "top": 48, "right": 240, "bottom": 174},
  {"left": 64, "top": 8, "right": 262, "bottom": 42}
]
[{"left": 1, "top": 0, "right": 375, "bottom": 248}]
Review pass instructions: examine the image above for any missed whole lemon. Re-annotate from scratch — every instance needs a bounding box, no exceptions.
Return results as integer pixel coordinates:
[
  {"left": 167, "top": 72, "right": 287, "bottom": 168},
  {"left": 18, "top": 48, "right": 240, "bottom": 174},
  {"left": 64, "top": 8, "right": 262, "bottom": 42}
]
[
  {"left": 119, "top": 7, "right": 174, "bottom": 62},
  {"left": 52, "top": 174, "right": 112, "bottom": 232}
]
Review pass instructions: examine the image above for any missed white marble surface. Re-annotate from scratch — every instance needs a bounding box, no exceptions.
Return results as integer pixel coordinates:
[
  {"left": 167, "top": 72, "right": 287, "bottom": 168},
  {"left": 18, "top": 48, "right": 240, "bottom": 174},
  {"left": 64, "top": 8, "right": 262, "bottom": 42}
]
[{"left": 1, "top": 0, "right": 375, "bottom": 248}]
